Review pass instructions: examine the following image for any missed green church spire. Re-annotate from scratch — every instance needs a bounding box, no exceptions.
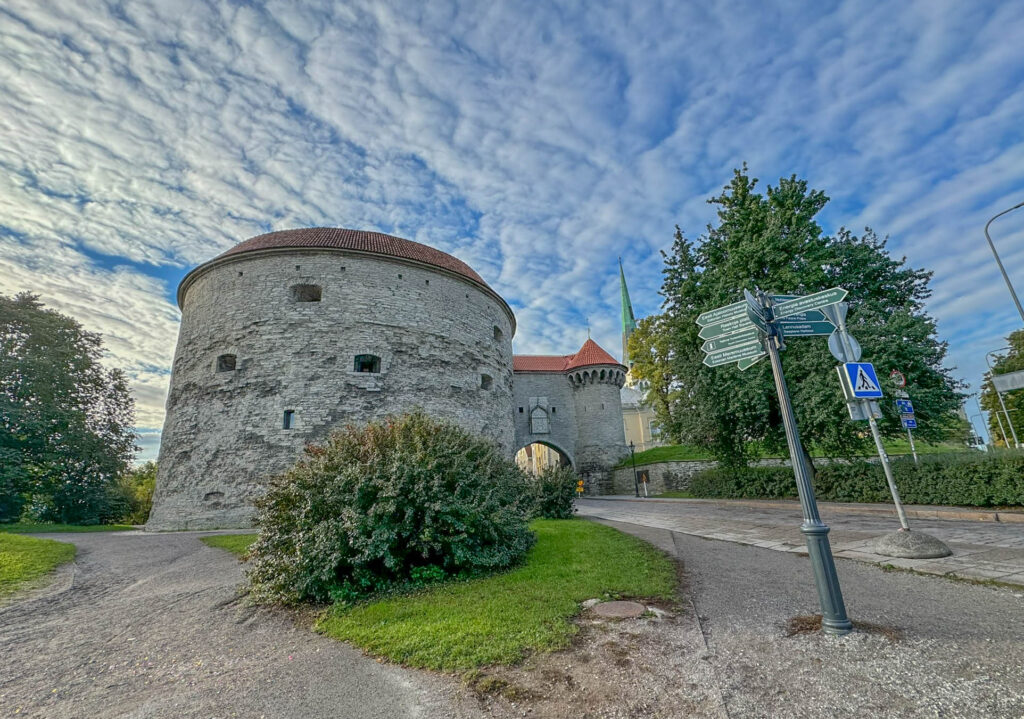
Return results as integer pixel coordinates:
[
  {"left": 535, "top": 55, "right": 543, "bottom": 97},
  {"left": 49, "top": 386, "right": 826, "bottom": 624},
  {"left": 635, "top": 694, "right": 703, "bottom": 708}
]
[{"left": 619, "top": 258, "right": 637, "bottom": 366}]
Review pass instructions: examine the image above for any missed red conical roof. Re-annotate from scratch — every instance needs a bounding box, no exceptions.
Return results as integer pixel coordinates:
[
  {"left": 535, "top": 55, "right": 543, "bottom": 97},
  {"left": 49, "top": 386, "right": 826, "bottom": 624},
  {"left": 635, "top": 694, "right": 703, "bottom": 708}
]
[{"left": 513, "top": 338, "right": 625, "bottom": 373}]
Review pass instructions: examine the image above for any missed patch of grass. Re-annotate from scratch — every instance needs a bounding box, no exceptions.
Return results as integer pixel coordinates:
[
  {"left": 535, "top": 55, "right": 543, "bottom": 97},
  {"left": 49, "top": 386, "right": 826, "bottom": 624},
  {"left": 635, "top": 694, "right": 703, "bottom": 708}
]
[
  {"left": 0, "top": 523, "right": 134, "bottom": 533},
  {"left": 655, "top": 491, "right": 697, "bottom": 499},
  {"left": 317, "top": 519, "right": 676, "bottom": 671},
  {"left": 0, "top": 533, "right": 76, "bottom": 597},
  {"left": 200, "top": 534, "right": 257, "bottom": 557},
  {"left": 615, "top": 444, "right": 714, "bottom": 467}
]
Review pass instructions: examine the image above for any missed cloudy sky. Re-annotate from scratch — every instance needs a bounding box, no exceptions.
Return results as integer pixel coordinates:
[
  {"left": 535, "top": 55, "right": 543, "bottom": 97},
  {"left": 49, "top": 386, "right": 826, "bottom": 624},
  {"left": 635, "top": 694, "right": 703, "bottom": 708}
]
[{"left": 2, "top": 0, "right": 1023, "bottom": 458}]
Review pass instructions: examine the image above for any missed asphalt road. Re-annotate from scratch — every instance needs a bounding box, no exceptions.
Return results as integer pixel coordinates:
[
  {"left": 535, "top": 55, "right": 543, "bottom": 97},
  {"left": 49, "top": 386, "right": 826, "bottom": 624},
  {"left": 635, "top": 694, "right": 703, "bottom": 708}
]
[
  {"left": 586, "top": 507, "right": 1024, "bottom": 719},
  {"left": 0, "top": 531, "right": 480, "bottom": 719}
]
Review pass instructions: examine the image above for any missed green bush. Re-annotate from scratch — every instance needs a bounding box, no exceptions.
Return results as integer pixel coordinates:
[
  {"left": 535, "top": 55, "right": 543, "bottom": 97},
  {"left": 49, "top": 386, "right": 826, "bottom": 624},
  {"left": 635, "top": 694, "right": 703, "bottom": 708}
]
[
  {"left": 686, "top": 451, "right": 1024, "bottom": 507},
  {"left": 105, "top": 461, "right": 157, "bottom": 525},
  {"left": 529, "top": 465, "right": 578, "bottom": 519},
  {"left": 245, "top": 411, "right": 536, "bottom": 604}
]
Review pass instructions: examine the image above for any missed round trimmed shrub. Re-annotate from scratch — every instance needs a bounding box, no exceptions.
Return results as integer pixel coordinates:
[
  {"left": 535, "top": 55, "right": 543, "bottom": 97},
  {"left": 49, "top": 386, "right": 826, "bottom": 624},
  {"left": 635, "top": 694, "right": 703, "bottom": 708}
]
[
  {"left": 245, "top": 411, "right": 535, "bottom": 604},
  {"left": 529, "top": 465, "right": 579, "bottom": 519}
]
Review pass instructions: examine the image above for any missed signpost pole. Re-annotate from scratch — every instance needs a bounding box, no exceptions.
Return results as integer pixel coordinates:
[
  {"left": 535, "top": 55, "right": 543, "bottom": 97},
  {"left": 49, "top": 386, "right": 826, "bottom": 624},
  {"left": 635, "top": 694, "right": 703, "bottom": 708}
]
[
  {"left": 994, "top": 388, "right": 1020, "bottom": 449},
  {"left": 986, "top": 350, "right": 1021, "bottom": 449},
  {"left": 832, "top": 305, "right": 910, "bottom": 530},
  {"left": 906, "top": 427, "right": 919, "bottom": 465},
  {"left": 866, "top": 413, "right": 910, "bottom": 530},
  {"left": 762, "top": 303, "right": 852, "bottom": 636},
  {"left": 992, "top": 403, "right": 1010, "bottom": 448}
]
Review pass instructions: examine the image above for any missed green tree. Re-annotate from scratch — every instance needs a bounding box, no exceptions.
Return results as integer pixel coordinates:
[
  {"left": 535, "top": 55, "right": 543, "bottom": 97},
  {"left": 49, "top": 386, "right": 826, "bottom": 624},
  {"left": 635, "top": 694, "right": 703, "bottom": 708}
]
[
  {"left": 108, "top": 461, "right": 157, "bottom": 524},
  {"left": 629, "top": 167, "right": 963, "bottom": 467},
  {"left": 0, "top": 293, "right": 137, "bottom": 523},
  {"left": 980, "top": 329, "right": 1024, "bottom": 448}
]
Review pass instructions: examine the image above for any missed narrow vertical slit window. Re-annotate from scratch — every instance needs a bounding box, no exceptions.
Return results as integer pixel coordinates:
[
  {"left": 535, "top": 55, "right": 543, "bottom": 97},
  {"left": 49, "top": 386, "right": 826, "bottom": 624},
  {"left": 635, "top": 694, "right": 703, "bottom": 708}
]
[{"left": 283, "top": 410, "right": 295, "bottom": 430}]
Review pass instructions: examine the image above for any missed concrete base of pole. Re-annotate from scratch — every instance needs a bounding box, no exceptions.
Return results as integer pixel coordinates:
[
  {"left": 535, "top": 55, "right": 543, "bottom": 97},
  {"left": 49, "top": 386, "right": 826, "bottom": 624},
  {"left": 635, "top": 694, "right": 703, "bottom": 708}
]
[{"left": 870, "top": 530, "right": 952, "bottom": 559}]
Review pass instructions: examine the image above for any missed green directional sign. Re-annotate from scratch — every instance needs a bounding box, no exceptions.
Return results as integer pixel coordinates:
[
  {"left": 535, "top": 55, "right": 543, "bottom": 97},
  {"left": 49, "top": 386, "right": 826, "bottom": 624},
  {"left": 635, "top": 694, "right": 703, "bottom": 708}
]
[
  {"left": 777, "top": 320, "right": 835, "bottom": 337},
  {"left": 702, "top": 340, "right": 764, "bottom": 367},
  {"left": 777, "top": 309, "right": 827, "bottom": 323},
  {"left": 746, "top": 303, "right": 768, "bottom": 332},
  {"left": 696, "top": 301, "right": 745, "bottom": 327},
  {"left": 737, "top": 353, "right": 767, "bottom": 371},
  {"left": 701, "top": 327, "right": 761, "bottom": 353},
  {"left": 773, "top": 287, "right": 848, "bottom": 319},
  {"left": 697, "top": 315, "right": 755, "bottom": 340}
]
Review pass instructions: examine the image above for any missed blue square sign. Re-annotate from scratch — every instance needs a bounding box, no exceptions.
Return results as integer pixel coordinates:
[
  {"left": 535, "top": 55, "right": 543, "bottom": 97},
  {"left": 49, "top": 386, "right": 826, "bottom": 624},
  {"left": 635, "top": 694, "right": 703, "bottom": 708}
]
[
  {"left": 902, "top": 417, "right": 917, "bottom": 429},
  {"left": 895, "top": 399, "right": 914, "bottom": 414},
  {"left": 843, "top": 362, "right": 883, "bottom": 398}
]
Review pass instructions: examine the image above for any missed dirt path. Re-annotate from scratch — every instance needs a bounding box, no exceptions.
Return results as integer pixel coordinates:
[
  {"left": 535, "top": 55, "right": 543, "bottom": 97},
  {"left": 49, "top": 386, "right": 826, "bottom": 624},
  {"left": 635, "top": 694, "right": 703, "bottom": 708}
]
[{"left": 0, "top": 531, "right": 482, "bottom": 719}]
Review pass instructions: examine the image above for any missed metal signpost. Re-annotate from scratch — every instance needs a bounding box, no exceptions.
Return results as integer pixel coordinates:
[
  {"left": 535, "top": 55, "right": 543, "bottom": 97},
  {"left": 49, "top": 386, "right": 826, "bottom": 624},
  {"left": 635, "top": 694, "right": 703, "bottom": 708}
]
[
  {"left": 987, "top": 352, "right": 1022, "bottom": 449},
  {"left": 823, "top": 303, "right": 911, "bottom": 531},
  {"left": 697, "top": 288, "right": 852, "bottom": 636}
]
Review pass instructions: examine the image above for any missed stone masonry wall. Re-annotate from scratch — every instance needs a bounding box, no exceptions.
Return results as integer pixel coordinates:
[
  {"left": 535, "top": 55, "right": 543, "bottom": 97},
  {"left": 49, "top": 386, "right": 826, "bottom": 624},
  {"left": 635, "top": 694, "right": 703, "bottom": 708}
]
[
  {"left": 611, "top": 457, "right": 856, "bottom": 495},
  {"left": 148, "top": 249, "right": 515, "bottom": 530},
  {"left": 511, "top": 372, "right": 577, "bottom": 466},
  {"left": 572, "top": 369, "right": 629, "bottom": 494}
]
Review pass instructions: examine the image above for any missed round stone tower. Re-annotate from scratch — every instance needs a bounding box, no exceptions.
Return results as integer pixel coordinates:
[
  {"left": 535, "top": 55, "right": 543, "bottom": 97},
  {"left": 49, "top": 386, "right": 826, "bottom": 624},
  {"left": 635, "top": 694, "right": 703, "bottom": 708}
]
[
  {"left": 567, "top": 340, "right": 629, "bottom": 493},
  {"left": 147, "top": 228, "right": 516, "bottom": 530}
]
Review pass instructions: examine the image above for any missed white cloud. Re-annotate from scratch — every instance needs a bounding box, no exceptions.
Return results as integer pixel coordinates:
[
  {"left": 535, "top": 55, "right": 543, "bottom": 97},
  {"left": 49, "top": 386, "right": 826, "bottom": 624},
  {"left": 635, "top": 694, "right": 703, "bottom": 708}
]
[{"left": 1, "top": 0, "right": 1023, "bottom": 451}]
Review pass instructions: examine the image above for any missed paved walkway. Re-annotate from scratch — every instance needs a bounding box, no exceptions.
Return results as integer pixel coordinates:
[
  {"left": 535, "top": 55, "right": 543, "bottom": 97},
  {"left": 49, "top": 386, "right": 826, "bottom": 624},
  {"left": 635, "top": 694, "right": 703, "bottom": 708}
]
[
  {"left": 578, "top": 497, "right": 1024, "bottom": 586},
  {"left": 0, "top": 531, "right": 482, "bottom": 719}
]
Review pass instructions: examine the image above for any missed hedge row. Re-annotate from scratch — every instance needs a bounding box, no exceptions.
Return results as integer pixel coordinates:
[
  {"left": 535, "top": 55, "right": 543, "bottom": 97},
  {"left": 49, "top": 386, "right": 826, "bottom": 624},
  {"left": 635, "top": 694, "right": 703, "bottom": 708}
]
[{"left": 687, "top": 451, "right": 1024, "bottom": 507}]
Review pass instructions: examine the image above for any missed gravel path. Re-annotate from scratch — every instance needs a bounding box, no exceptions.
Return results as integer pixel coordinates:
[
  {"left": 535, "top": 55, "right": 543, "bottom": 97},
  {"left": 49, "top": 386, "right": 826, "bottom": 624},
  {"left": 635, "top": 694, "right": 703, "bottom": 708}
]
[
  {"left": 589, "top": 516, "right": 1024, "bottom": 718},
  {"left": 0, "top": 531, "right": 482, "bottom": 719}
]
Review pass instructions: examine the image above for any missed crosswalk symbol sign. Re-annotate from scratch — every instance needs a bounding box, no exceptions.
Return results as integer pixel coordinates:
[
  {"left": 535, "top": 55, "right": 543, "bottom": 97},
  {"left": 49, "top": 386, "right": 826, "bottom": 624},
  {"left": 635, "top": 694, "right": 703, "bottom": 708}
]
[{"left": 843, "top": 362, "right": 883, "bottom": 398}]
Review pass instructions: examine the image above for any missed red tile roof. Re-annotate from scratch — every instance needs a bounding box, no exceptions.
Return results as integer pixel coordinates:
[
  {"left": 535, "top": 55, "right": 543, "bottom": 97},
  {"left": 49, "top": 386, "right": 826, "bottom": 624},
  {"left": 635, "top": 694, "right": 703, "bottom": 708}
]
[
  {"left": 514, "top": 339, "right": 625, "bottom": 373},
  {"left": 218, "top": 227, "right": 487, "bottom": 286}
]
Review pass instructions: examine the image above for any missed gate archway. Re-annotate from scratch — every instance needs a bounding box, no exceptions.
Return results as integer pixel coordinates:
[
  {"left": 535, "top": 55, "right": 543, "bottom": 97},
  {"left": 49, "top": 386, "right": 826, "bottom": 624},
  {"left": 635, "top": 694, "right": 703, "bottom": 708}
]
[{"left": 514, "top": 441, "right": 573, "bottom": 475}]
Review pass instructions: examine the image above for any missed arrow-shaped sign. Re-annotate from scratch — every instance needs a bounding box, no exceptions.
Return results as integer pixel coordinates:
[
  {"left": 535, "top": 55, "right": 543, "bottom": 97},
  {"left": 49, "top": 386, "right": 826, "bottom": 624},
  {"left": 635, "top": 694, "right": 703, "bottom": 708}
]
[
  {"left": 737, "top": 353, "right": 767, "bottom": 371},
  {"left": 777, "top": 309, "right": 827, "bottom": 323},
  {"left": 696, "top": 301, "right": 746, "bottom": 327},
  {"left": 773, "top": 288, "right": 848, "bottom": 319},
  {"left": 698, "top": 315, "right": 757, "bottom": 340},
  {"left": 703, "top": 339, "right": 765, "bottom": 367},
  {"left": 776, "top": 320, "right": 835, "bottom": 337},
  {"left": 701, "top": 327, "right": 761, "bottom": 353}
]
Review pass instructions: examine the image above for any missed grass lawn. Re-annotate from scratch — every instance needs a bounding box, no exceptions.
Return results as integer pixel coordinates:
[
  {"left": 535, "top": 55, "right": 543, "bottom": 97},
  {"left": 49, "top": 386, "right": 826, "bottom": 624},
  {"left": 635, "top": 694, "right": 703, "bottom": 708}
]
[
  {"left": 0, "top": 523, "right": 134, "bottom": 534},
  {"left": 614, "top": 444, "right": 714, "bottom": 467},
  {"left": 317, "top": 518, "right": 677, "bottom": 671},
  {"left": 200, "top": 534, "right": 257, "bottom": 556},
  {"left": 0, "top": 533, "right": 76, "bottom": 598}
]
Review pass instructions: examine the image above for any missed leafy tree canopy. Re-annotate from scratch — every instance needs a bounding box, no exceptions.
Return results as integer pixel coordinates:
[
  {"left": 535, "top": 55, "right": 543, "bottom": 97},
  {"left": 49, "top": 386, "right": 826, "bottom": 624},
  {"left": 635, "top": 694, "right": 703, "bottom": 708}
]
[
  {"left": 629, "top": 167, "right": 964, "bottom": 467},
  {"left": 980, "top": 328, "right": 1024, "bottom": 448},
  {"left": 0, "top": 292, "right": 136, "bottom": 523}
]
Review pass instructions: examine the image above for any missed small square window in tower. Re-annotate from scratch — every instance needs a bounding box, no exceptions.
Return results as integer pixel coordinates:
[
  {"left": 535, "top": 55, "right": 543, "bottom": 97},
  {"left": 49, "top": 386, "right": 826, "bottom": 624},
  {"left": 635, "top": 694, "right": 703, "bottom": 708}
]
[
  {"left": 480, "top": 374, "right": 493, "bottom": 390},
  {"left": 216, "top": 354, "right": 236, "bottom": 372},
  {"left": 493, "top": 326, "right": 503, "bottom": 342},
  {"left": 291, "top": 284, "right": 322, "bottom": 302},
  {"left": 354, "top": 354, "right": 381, "bottom": 373}
]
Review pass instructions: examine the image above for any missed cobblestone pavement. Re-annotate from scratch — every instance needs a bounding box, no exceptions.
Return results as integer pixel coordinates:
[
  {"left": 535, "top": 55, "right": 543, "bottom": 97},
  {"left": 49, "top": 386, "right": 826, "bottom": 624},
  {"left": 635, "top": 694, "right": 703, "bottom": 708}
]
[{"left": 577, "top": 498, "right": 1024, "bottom": 586}]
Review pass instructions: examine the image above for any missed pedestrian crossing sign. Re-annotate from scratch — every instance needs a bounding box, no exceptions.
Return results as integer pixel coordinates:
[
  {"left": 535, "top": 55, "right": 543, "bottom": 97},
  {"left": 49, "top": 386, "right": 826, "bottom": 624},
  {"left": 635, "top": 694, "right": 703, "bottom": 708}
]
[{"left": 843, "top": 362, "right": 883, "bottom": 398}]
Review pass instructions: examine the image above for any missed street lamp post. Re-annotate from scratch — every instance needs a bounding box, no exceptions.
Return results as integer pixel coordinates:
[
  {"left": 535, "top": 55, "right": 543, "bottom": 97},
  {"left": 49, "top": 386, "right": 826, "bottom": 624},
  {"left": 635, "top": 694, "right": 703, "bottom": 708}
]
[
  {"left": 629, "top": 441, "right": 639, "bottom": 497},
  {"left": 984, "top": 200, "right": 1024, "bottom": 326},
  {"left": 986, "top": 349, "right": 1020, "bottom": 449}
]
